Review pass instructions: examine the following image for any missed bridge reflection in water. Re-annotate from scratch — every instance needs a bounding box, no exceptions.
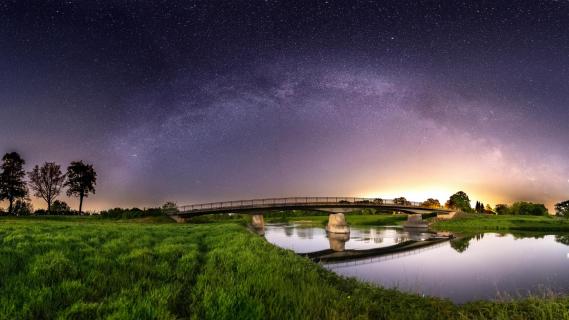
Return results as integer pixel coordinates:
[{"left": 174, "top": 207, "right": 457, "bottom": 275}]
[{"left": 263, "top": 224, "right": 452, "bottom": 263}]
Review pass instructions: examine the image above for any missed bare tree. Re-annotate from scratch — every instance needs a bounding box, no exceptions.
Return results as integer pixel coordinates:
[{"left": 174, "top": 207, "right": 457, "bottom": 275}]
[{"left": 28, "top": 162, "right": 66, "bottom": 213}]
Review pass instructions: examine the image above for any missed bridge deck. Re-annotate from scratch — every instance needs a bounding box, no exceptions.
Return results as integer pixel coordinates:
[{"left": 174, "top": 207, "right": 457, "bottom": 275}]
[{"left": 176, "top": 197, "right": 452, "bottom": 216}]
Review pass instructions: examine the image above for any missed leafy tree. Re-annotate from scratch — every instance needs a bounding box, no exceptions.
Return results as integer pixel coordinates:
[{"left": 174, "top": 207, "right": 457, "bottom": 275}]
[
  {"left": 28, "top": 162, "right": 66, "bottom": 213},
  {"left": 485, "top": 203, "right": 493, "bottom": 212},
  {"left": 0, "top": 152, "right": 28, "bottom": 214},
  {"left": 51, "top": 200, "right": 71, "bottom": 214},
  {"left": 66, "top": 161, "right": 97, "bottom": 214},
  {"left": 495, "top": 204, "right": 510, "bottom": 215},
  {"left": 510, "top": 201, "right": 548, "bottom": 216},
  {"left": 393, "top": 197, "right": 411, "bottom": 205},
  {"left": 421, "top": 198, "right": 441, "bottom": 208},
  {"left": 445, "top": 191, "right": 473, "bottom": 212},
  {"left": 13, "top": 199, "right": 33, "bottom": 216},
  {"left": 474, "top": 201, "right": 485, "bottom": 213},
  {"left": 555, "top": 200, "right": 569, "bottom": 217},
  {"left": 373, "top": 198, "right": 384, "bottom": 204},
  {"left": 162, "top": 201, "right": 179, "bottom": 214}
]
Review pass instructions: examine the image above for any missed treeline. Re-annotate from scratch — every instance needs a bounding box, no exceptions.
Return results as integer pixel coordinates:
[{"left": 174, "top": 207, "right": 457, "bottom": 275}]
[
  {"left": 392, "top": 190, "right": 562, "bottom": 216},
  {"left": 99, "top": 202, "right": 178, "bottom": 219},
  {"left": 444, "top": 191, "right": 552, "bottom": 216},
  {"left": 0, "top": 152, "right": 96, "bottom": 215}
]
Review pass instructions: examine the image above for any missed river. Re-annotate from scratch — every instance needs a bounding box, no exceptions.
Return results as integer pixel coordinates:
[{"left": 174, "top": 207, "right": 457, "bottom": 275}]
[{"left": 264, "top": 223, "right": 569, "bottom": 303}]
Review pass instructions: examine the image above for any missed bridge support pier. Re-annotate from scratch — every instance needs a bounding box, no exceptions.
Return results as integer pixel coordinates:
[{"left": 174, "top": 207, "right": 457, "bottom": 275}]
[
  {"left": 403, "top": 214, "right": 428, "bottom": 229},
  {"left": 251, "top": 214, "right": 265, "bottom": 235},
  {"left": 326, "top": 213, "right": 350, "bottom": 234},
  {"left": 328, "top": 232, "right": 350, "bottom": 251}
]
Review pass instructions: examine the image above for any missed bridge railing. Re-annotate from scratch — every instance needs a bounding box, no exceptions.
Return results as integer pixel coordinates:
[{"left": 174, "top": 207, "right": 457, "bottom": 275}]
[{"left": 177, "top": 197, "right": 444, "bottom": 213}]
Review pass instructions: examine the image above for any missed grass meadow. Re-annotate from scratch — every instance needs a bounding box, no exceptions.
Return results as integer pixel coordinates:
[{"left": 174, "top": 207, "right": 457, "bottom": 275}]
[
  {"left": 432, "top": 214, "right": 569, "bottom": 232},
  {"left": 0, "top": 216, "right": 568, "bottom": 319}
]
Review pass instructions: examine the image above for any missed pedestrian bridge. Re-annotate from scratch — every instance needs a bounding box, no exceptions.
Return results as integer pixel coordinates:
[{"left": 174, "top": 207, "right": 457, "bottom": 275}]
[{"left": 171, "top": 197, "right": 454, "bottom": 234}]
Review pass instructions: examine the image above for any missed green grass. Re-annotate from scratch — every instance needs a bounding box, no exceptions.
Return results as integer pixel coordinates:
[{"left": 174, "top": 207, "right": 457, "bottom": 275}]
[
  {"left": 433, "top": 214, "right": 569, "bottom": 232},
  {"left": 0, "top": 217, "right": 568, "bottom": 319}
]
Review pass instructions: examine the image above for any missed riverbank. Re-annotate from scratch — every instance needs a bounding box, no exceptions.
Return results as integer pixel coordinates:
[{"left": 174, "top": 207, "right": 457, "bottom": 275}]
[
  {"left": 431, "top": 214, "right": 569, "bottom": 232},
  {"left": 266, "top": 213, "right": 569, "bottom": 233}
]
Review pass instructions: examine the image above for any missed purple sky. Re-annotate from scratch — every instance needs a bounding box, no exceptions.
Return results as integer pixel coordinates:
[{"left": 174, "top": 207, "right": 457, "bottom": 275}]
[{"left": 1, "top": 1, "right": 569, "bottom": 211}]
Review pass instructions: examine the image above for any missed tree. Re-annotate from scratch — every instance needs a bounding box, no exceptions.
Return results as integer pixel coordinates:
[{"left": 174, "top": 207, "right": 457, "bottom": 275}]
[
  {"left": 555, "top": 200, "right": 569, "bottom": 217},
  {"left": 65, "top": 161, "right": 97, "bottom": 214},
  {"left": 12, "top": 199, "right": 33, "bottom": 216},
  {"left": 495, "top": 204, "right": 510, "bottom": 215},
  {"left": 28, "top": 162, "right": 66, "bottom": 213},
  {"left": 485, "top": 203, "right": 493, "bottom": 212},
  {"left": 393, "top": 197, "right": 411, "bottom": 205},
  {"left": 51, "top": 200, "right": 71, "bottom": 214},
  {"left": 421, "top": 198, "right": 441, "bottom": 208},
  {"left": 445, "top": 191, "right": 473, "bottom": 212},
  {"left": 0, "top": 152, "right": 28, "bottom": 215},
  {"left": 162, "top": 201, "right": 179, "bottom": 215},
  {"left": 510, "top": 201, "right": 548, "bottom": 216},
  {"left": 474, "top": 201, "right": 485, "bottom": 213}
]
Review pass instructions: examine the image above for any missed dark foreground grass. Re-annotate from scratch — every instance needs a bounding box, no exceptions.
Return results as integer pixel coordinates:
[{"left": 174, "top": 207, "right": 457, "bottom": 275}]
[
  {"left": 433, "top": 214, "right": 569, "bottom": 232},
  {"left": 0, "top": 217, "right": 568, "bottom": 319}
]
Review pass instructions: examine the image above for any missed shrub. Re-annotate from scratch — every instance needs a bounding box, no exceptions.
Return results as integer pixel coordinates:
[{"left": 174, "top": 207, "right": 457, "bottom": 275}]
[{"left": 99, "top": 207, "right": 166, "bottom": 219}]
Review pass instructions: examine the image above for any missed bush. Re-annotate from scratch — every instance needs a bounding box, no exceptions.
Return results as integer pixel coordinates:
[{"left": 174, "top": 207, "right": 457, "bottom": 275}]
[{"left": 99, "top": 207, "right": 165, "bottom": 219}]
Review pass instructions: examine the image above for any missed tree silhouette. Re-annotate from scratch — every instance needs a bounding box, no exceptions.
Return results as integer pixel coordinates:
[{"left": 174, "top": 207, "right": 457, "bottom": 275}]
[
  {"left": 393, "top": 197, "right": 411, "bottom": 205},
  {"left": 445, "top": 191, "right": 473, "bottom": 212},
  {"left": 65, "top": 161, "right": 97, "bottom": 214},
  {"left": 28, "top": 162, "right": 66, "bottom": 213},
  {"left": 555, "top": 200, "right": 569, "bottom": 217},
  {"left": 51, "top": 200, "right": 71, "bottom": 214},
  {"left": 421, "top": 198, "right": 441, "bottom": 208},
  {"left": 0, "top": 152, "right": 28, "bottom": 214}
]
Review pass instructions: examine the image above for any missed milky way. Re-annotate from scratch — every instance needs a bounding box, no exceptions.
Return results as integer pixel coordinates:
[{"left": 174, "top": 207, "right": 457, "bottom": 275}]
[{"left": 1, "top": 1, "right": 569, "bottom": 211}]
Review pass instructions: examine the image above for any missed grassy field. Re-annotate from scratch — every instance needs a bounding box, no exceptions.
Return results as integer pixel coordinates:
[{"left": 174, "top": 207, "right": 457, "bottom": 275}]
[
  {"left": 0, "top": 216, "right": 568, "bottom": 319},
  {"left": 432, "top": 214, "right": 569, "bottom": 232}
]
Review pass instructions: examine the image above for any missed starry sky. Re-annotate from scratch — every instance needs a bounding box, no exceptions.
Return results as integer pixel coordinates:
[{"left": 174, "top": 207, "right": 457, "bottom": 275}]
[{"left": 1, "top": 0, "right": 569, "bottom": 212}]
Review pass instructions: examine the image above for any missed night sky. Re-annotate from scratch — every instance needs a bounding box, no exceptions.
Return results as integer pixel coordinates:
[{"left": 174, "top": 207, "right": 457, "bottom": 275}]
[{"left": 1, "top": 1, "right": 569, "bottom": 211}]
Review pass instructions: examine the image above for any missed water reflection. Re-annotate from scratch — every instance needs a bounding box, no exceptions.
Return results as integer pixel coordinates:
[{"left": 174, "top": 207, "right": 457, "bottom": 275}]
[
  {"left": 555, "top": 234, "right": 569, "bottom": 246},
  {"left": 264, "top": 223, "right": 435, "bottom": 254},
  {"left": 328, "top": 232, "right": 350, "bottom": 252},
  {"left": 265, "top": 224, "right": 569, "bottom": 303},
  {"left": 450, "top": 234, "right": 484, "bottom": 253}
]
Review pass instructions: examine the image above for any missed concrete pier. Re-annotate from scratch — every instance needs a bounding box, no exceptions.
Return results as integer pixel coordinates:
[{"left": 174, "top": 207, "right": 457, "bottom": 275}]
[
  {"left": 328, "top": 232, "right": 350, "bottom": 251},
  {"left": 403, "top": 214, "right": 428, "bottom": 229},
  {"left": 326, "top": 212, "right": 350, "bottom": 234},
  {"left": 251, "top": 214, "right": 265, "bottom": 235}
]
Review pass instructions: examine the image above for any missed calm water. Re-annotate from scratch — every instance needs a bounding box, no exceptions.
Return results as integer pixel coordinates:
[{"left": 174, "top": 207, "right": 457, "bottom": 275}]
[{"left": 264, "top": 223, "right": 569, "bottom": 303}]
